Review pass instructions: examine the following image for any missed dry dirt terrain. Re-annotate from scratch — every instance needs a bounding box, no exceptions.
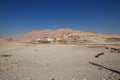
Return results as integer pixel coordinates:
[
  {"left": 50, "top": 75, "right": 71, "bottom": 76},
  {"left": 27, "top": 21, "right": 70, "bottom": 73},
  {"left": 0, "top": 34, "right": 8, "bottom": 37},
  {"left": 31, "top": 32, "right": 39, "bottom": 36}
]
[{"left": 0, "top": 43, "right": 120, "bottom": 80}]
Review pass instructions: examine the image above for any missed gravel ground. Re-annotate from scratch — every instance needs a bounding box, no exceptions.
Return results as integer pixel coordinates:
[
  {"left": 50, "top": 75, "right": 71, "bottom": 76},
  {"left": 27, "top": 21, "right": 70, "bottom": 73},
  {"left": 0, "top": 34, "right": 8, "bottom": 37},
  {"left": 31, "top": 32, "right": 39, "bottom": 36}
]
[{"left": 0, "top": 43, "right": 120, "bottom": 80}]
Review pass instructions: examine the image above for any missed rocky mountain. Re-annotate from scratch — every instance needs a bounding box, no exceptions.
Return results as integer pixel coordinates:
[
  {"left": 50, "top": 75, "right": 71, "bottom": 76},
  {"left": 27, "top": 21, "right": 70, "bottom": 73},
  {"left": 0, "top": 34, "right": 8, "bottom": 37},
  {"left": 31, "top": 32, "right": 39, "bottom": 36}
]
[{"left": 2, "top": 28, "right": 120, "bottom": 44}]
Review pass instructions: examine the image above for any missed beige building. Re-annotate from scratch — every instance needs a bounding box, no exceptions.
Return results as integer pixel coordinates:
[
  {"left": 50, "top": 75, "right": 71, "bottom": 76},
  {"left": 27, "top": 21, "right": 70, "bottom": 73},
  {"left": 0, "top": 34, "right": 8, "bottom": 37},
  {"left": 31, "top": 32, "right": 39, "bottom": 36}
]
[
  {"left": 40, "top": 37, "right": 56, "bottom": 43},
  {"left": 55, "top": 34, "right": 69, "bottom": 42}
]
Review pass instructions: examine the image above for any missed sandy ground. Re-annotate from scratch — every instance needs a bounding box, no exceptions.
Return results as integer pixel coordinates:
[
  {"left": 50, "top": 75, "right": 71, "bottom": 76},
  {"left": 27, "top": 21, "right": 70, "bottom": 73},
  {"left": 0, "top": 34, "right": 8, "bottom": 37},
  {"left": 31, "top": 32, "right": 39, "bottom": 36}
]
[{"left": 0, "top": 43, "right": 120, "bottom": 80}]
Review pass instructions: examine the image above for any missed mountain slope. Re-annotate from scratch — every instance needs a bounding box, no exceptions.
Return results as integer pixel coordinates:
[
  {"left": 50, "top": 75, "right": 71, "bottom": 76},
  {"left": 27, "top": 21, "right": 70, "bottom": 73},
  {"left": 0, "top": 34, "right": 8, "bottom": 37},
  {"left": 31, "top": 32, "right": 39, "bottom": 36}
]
[{"left": 2, "top": 28, "right": 120, "bottom": 44}]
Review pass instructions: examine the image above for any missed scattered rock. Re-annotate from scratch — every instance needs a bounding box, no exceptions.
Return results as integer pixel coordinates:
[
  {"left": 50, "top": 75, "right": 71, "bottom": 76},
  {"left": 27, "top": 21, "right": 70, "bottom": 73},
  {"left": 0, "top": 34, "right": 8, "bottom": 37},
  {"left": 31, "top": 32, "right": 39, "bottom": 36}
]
[
  {"left": 105, "top": 47, "right": 109, "bottom": 49},
  {"left": 110, "top": 48, "right": 120, "bottom": 53},
  {"left": 95, "top": 52, "right": 104, "bottom": 58},
  {"left": 0, "top": 54, "right": 12, "bottom": 57},
  {"left": 111, "top": 51, "right": 114, "bottom": 53},
  {"left": 118, "top": 51, "right": 120, "bottom": 53}
]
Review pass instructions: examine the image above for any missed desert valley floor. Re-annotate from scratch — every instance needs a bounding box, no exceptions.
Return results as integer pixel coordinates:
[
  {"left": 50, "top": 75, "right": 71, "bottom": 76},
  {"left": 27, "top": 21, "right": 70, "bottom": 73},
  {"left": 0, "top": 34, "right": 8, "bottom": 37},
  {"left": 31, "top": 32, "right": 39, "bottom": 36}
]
[{"left": 0, "top": 43, "right": 120, "bottom": 80}]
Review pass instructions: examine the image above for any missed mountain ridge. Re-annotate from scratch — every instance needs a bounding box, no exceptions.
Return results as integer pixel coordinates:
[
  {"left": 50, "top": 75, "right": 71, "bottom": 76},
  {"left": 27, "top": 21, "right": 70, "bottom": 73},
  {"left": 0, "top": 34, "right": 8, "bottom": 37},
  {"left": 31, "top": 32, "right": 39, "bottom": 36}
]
[{"left": 1, "top": 28, "right": 120, "bottom": 44}]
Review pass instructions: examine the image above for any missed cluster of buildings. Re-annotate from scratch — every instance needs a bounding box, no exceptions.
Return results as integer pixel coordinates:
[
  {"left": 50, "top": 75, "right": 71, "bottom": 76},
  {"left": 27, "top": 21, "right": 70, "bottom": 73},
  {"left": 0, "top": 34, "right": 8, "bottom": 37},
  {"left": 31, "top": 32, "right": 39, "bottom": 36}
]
[{"left": 32, "top": 34, "right": 79, "bottom": 44}]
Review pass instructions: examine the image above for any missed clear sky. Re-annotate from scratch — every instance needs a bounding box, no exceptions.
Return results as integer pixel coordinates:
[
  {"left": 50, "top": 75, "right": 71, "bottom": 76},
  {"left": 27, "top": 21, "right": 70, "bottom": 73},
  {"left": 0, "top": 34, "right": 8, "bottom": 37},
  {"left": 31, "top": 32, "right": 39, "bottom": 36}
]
[{"left": 0, "top": 0, "right": 120, "bottom": 38}]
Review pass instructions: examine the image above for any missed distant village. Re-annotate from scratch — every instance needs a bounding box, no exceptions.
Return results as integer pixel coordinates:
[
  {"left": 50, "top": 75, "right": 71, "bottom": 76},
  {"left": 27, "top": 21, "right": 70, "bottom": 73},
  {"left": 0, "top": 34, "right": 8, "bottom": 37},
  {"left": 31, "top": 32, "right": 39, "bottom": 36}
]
[{"left": 32, "top": 34, "right": 79, "bottom": 44}]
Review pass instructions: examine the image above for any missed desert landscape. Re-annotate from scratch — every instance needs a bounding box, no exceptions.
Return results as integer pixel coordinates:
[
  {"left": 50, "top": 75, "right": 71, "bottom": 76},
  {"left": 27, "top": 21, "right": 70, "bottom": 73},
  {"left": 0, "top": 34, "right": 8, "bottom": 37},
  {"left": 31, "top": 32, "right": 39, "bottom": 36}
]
[
  {"left": 1, "top": 0, "right": 120, "bottom": 79},
  {"left": 0, "top": 29, "right": 120, "bottom": 80}
]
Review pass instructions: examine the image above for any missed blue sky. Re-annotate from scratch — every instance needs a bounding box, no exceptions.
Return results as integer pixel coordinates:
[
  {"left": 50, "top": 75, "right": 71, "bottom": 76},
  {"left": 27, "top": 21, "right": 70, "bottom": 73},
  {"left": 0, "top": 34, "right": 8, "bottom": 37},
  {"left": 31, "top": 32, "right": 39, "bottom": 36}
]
[{"left": 0, "top": 0, "right": 120, "bottom": 38}]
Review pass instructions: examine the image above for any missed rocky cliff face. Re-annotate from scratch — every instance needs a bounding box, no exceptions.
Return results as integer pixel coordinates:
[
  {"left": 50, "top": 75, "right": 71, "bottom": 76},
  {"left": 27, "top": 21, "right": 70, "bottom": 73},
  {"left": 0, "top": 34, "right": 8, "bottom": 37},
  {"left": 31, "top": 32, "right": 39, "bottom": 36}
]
[{"left": 2, "top": 28, "right": 120, "bottom": 44}]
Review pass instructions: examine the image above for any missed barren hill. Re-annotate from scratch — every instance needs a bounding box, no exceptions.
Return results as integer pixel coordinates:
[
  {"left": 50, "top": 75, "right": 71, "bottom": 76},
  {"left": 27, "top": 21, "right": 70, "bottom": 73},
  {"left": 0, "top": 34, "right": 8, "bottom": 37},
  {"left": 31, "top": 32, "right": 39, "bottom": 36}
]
[{"left": 2, "top": 28, "right": 120, "bottom": 44}]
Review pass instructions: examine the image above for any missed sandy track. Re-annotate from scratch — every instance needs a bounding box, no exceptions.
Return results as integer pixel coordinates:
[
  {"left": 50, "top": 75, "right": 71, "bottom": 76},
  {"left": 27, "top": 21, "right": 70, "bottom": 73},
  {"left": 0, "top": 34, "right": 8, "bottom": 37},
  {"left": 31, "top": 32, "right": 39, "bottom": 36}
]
[{"left": 0, "top": 44, "right": 120, "bottom": 80}]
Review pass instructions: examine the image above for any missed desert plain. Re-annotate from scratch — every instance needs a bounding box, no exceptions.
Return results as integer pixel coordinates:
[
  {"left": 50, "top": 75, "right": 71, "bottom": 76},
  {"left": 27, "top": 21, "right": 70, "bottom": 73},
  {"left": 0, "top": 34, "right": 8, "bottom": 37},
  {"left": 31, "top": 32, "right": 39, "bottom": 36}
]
[{"left": 0, "top": 42, "right": 120, "bottom": 80}]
